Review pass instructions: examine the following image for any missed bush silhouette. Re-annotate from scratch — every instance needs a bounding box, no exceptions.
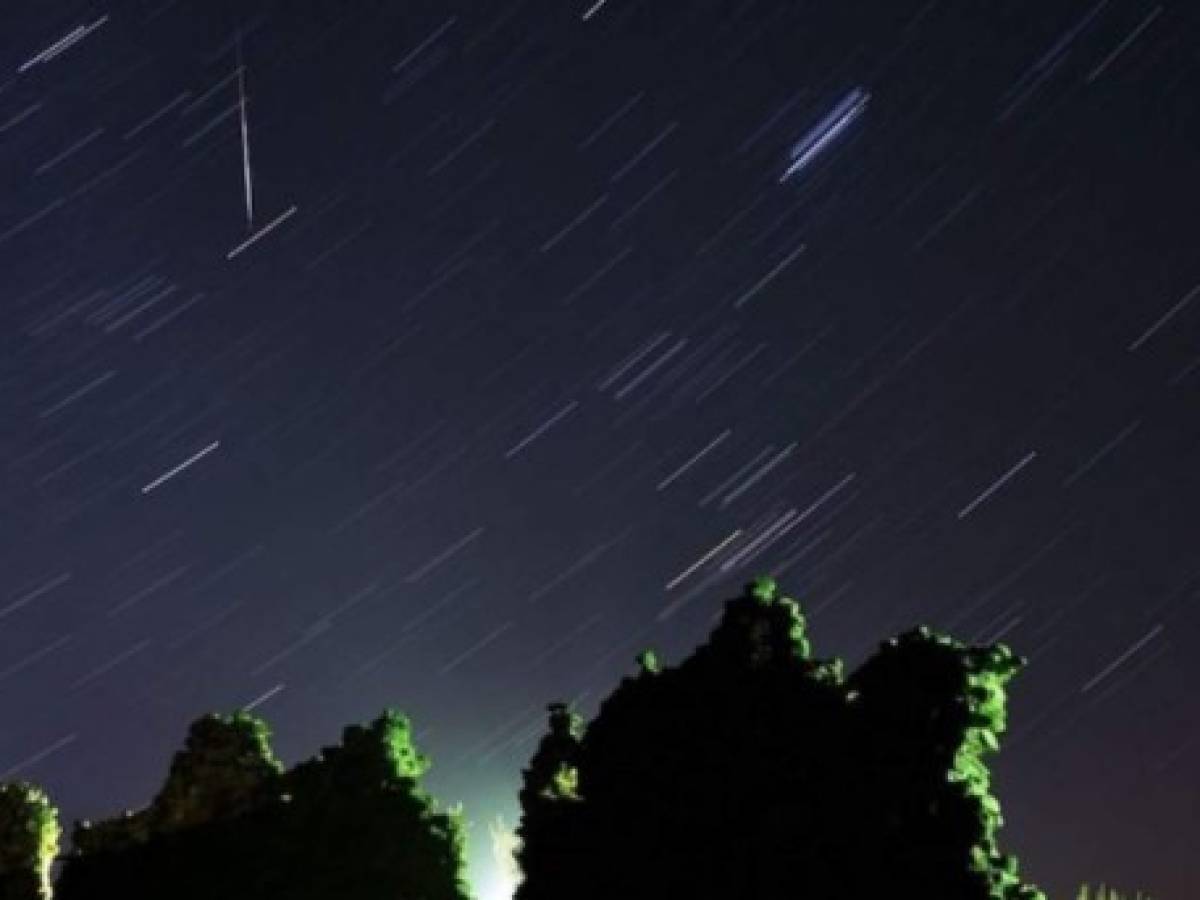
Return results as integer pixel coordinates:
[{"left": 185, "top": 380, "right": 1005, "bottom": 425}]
[
  {"left": 514, "top": 576, "right": 1046, "bottom": 900},
  {"left": 54, "top": 709, "right": 470, "bottom": 900}
]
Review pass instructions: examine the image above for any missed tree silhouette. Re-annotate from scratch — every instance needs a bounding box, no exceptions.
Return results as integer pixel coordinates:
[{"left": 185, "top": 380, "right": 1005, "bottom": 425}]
[
  {"left": 0, "top": 576, "right": 1151, "bottom": 898},
  {"left": 54, "top": 709, "right": 470, "bottom": 900},
  {"left": 69, "top": 710, "right": 283, "bottom": 858},
  {"left": 276, "top": 709, "right": 471, "bottom": 900},
  {"left": 513, "top": 702, "right": 585, "bottom": 900},
  {"left": 514, "top": 575, "right": 1046, "bottom": 900}
]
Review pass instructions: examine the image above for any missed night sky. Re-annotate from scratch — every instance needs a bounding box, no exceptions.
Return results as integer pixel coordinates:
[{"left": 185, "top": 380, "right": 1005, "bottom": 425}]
[{"left": 2, "top": 1, "right": 1198, "bottom": 897}]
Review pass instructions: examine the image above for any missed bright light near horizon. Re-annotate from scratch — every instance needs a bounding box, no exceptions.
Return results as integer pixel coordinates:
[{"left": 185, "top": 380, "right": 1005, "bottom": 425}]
[
  {"left": 475, "top": 868, "right": 517, "bottom": 900},
  {"left": 475, "top": 813, "right": 521, "bottom": 900}
]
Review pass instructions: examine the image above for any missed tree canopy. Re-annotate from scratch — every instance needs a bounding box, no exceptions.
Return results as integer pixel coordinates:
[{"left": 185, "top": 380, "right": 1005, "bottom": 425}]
[
  {"left": 54, "top": 709, "right": 470, "bottom": 900},
  {"left": 514, "top": 576, "right": 1045, "bottom": 900},
  {"left": 0, "top": 575, "right": 1150, "bottom": 899}
]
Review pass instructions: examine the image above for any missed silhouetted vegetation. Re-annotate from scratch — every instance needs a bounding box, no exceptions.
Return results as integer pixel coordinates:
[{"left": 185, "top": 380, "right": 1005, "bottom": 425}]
[
  {"left": 0, "top": 576, "right": 1154, "bottom": 898},
  {"left": 515, "top": 576, "right": 1045, "bottom": 900},
  {"left": 53, "top": 710, "right": 470, "bottom": 900},
  {"left": 0, "top": 783, "right": 59, "bottom": 900}
]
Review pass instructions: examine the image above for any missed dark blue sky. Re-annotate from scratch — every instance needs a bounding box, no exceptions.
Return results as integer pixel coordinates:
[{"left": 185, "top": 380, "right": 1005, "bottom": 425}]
[{"left": 2, "top": 1, "right": 1198, "bottom": 897}]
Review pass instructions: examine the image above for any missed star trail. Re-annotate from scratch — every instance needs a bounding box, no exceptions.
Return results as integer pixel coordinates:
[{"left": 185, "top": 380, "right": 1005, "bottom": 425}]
[{"left": 1, "top": 2, "right": 1198, "bottom": 897}]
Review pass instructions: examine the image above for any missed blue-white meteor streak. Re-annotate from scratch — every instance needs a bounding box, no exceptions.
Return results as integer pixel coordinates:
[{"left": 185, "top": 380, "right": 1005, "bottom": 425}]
[
  {"left": 236, "top": 34, "right": 254, "bottom": 231},
  {"left": 780, "top": 87, "right": 870, "bottom": 183}
]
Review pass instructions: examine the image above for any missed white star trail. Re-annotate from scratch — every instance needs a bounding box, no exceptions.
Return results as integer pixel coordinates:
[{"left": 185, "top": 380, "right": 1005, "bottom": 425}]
[
  {"left": 244, "top": 683, "right": 286, "bottom": 711},
  {"left": 666, "top": 529, "right": 743, "bottom": 590},
  {"left": 141, "top": 441, "right": 221, "bottom": 494},
  {"left": 1080, "top": 624, "right": 1165, "bottom": 694},
  {"left": 0, "top": 734, "right": 78, "bottom": 779},
  {"left": 227, "top": 205, "right": 299, "bottom": 259},
  {"left": 18, "top": 15, "right": 108, "bottom": 72},
  {"left": 0, "top": 573, "right": 72, "bottom": 620},
  {"left": 657, "top": 429, "right": 733, "bottom": 490},
  {"left": 957, "top": 451, "right": 1038, "bottom": 519},
  {"left": 505, "top": 400, "right": 580, "bottom": 458},
  {"left": 582, "top": 0, "right": 608, "bottom": 21},
  {"left": 1128, "top": 282, "right": 1199, "bottom": 351}
]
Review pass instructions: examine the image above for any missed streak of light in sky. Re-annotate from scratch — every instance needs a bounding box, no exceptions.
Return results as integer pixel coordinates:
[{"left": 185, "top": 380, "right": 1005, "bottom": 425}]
[{"left": 779, "top": 87, "right": 870, "bottom": 183}]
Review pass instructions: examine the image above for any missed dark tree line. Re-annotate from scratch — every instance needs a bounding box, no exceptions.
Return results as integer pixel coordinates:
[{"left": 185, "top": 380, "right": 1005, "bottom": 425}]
[
  {"left": 514, "top": 576, "right": 1043, "bottom": 900},
  {"left": 22, "top": 710, "right": 470, "bottom": 900},
  {"left": 0, "top": 577, "right": 1145, "bottom": 899}
]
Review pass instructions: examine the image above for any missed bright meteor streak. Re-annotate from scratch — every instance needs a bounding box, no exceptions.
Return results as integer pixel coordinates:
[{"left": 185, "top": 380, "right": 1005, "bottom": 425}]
[
  {"left": 236, "top": 34, "right": 254, "bottom": 231},
  {"left": 780, "top": 86, "right": 870, "bottom": 182}
]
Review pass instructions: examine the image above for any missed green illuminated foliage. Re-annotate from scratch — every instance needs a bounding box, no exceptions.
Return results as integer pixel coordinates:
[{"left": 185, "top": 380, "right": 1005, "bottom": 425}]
[
  {"left": 0, "top": 783, "right": 59, "bottom": 900},
  {"left": 750, "top": 575, "right": 778, "bottom": 602},
  {"left": 635, "top": 649, "right": 660, "bottom": 674},
  {"left": 547, "top": 764, "right": 580, "bottom": 801}
]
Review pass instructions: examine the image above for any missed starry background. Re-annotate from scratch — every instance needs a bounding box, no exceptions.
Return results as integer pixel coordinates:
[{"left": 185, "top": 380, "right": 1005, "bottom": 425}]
[{"left": 1, "top": 1, "right": 1198, "bottom": 897}]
